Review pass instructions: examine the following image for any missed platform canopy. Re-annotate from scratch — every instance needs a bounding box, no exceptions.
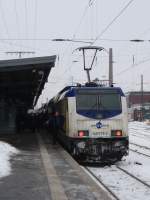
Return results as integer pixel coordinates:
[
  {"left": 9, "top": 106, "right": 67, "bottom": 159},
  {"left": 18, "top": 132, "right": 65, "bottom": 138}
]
[{"left": 0, "top": 55, "right": 56, "bottom": 108}]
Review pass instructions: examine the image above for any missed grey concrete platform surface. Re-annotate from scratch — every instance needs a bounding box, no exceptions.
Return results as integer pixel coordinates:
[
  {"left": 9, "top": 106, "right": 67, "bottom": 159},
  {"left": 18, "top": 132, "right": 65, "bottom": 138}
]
[
  {"left": 0, "top": 133, "right": 114, "bottom": 200},
  {"left": 0, "top": 133, "right": 50, "bottom": 200}
]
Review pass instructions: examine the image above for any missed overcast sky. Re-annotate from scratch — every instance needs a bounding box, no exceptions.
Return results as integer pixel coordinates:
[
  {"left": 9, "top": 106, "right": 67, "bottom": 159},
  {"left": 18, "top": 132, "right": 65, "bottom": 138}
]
[{"left": 0, "top": 0, "right": 150, "bottom": 107}]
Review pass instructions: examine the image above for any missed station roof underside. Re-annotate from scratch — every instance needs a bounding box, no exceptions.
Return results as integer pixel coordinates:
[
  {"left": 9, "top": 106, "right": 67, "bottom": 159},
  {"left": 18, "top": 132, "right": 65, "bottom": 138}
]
[{"left": 0, "top": 55, "right": 56, "bottom": 108}]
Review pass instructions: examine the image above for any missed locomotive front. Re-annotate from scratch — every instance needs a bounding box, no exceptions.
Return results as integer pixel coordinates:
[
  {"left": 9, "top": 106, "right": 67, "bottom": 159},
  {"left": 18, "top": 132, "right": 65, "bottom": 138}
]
[{"left": 69, "top": 87, "right": 129, "bottom": 163}]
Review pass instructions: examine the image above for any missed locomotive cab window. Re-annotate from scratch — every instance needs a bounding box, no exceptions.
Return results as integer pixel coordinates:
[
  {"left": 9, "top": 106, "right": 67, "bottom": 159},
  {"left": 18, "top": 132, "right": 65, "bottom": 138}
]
[{"left": 76, "top": 89, "right": 121, "bottom": 111}]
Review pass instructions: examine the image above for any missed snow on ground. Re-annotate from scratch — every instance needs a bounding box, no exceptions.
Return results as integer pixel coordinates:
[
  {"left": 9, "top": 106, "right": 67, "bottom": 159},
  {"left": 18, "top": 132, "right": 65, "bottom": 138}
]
[
  {"left": 90, "top": 164, "right": 150, "bottom": 200},
  {"left": 89, "top": 150, "right": 150, "bottom": 200},
  {"left": 118, "top": 151, "right": 150, "bottom": 186},
  {"left": 89, "top": 121, "right": 150, "bottom": 200},
  {"left": 129, "top": 121, "right": 150, "bottom": 149},
  {"left": 0, "top": 141, "right": 19, "bottom": 178}
]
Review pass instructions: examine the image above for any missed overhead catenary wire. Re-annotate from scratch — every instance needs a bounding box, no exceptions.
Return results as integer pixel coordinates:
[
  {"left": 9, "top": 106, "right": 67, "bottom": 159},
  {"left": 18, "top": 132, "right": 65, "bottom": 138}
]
[
  {"left": 115, "top": 57, "right": 150, "bottom": 76},
  {"left": 0, "top": 37, "right": 149, "bottom": 43},
  {"left": 54, "top": 0, "right": 138, "bottom": 83},
  {"left": 91, "top": 0, "right": 136, "bottom": 45},
  {"left": 67, "top": 0, "right": 96, "bottom": 52},
  {"left": 0, "top": 0, "right": 12, "bottom": 51},
  {"left": 89, "top": 0, "right": 96, "bottom": 7},
  {"left": 90, "top": 0, "right": 96, "bottom": 39},
  {"left": 0, "top": 38, "right": 54, "bottom": 55},
  {"left": 54, "top": 0, "right": 98, "bottom": 83},
  {"left": 14, "top": 0, "right": 20, "bottom": 42},
  {"left": 25, "top": 0, "right": 28, "bottom": 39},
  {"left": 73, "top": 0, "right": 96, "bottom": 39},
  {"left": 0, "top": 40, "right": 34, "bottom": 52},
  {"left": 137, "top": 26, "right": 150, "bottom": 40},
  {"left": 0, "top": 0, "right": 37, "bottom": 53},
  {"left": 60, "top": 0, "right": 95, "bottom": 68},
  {"left": 52, "top": 1, "right": 95, "bottom": 82},
  {"left": 34, "top": 0, "right": 38, "bottom": 49},
  {"left": 0, "top": 0, "right": 10, "bottom": 38}
]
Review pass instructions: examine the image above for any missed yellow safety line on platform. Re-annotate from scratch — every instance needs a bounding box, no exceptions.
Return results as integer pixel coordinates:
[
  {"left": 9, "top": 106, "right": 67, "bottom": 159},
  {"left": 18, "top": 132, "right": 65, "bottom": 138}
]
[{"left": 36, "top": 133, "right": 68, "bottom": 200}]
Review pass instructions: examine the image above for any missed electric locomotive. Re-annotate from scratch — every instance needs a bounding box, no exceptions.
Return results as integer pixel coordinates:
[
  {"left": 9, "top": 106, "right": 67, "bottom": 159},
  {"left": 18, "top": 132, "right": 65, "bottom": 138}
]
[{"left": 48, "top": 82, "right": 129, "bottom": 163}]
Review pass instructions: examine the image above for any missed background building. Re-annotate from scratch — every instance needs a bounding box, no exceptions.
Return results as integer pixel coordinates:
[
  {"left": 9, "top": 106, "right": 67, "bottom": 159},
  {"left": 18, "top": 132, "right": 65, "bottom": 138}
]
[{"left": 126, "top": 91, "right": 150, "bottom": 121}]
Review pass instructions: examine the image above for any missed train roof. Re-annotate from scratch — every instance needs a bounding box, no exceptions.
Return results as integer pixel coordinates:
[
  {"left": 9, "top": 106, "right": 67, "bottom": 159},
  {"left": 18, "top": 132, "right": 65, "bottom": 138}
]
[{"left": 50, "top": 84, "right": 125, "bottom": 104}]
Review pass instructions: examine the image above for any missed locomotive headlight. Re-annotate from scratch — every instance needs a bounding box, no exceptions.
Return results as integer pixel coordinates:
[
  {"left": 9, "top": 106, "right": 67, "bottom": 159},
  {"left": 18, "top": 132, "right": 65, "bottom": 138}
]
[
  {"left": 111, "top": 130, "right": 122, "bottom": 137},
  {"left": 78, "top": 130, "right": 89, "bottom": 137}
]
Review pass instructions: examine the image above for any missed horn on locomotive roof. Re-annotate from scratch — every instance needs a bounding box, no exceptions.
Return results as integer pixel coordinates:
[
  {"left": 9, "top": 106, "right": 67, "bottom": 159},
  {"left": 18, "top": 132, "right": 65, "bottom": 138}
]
[{"left": 75, "top": 46, "right": 105, "bottom": 83}]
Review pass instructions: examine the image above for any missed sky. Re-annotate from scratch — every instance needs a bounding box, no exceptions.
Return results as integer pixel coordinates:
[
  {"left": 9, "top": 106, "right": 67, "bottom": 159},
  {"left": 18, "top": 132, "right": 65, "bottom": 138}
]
[{"left": 0, "top": 0, "right": 150, "bottom": 107}]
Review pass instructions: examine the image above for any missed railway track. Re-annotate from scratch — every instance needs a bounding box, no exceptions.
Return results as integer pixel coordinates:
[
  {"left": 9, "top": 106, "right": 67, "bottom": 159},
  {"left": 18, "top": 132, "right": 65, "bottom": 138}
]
[
  {"left": 86, "top": 163, "right": 150, "bottom": 200},
  {"left": 131, "top": 133, "right": 150, "bottom": 140},
  {"left": 129, "top": 127, "right": 150, "bottom": 139},
  {"left": 116, "top": 165, "right": 150, "bottom": 188},
  {"left": 129, "top": 133, "right": 150, "bottom": 158},
  {"left": 129, "top": 148, "right": 150, "bottom": 158},
  {"left": 83, "top": 167, "right": 119, "bottom": 200},
  {"left": 130, "top": 142, "right": 150, "bottom": 151}
]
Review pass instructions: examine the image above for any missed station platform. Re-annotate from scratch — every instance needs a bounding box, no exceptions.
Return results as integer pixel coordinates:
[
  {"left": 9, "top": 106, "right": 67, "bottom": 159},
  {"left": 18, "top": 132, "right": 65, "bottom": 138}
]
[{"left": 0, "top": 132, "right": 113, "bottom": 200}]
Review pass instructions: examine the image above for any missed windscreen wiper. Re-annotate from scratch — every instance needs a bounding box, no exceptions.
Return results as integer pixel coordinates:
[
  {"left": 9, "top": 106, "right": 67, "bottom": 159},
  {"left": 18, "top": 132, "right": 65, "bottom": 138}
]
[{"left": 98, "top": 96, "right": 108, "bottom": 111}]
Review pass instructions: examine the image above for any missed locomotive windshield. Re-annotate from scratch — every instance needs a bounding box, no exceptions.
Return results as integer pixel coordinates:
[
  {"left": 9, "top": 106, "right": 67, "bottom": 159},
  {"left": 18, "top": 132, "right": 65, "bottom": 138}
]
[{"left": 76, "top": 89, "right": 121, "bottom": 111}]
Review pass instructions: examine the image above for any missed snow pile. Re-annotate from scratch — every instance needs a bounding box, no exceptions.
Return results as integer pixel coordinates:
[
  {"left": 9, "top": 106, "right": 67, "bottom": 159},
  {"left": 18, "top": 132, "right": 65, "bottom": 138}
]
[{"left": 0, "top": 141, "right": 19, "bottom": 178}]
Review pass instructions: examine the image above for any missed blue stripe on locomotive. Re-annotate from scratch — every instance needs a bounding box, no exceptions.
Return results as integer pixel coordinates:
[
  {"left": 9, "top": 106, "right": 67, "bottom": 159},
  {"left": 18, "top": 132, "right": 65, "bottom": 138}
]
[
  {"left": 64, "top": 87, "right": 125, "bottom": 97},
  {"left": 76, "top": 110, "right": 122, "bottom": 119}
]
